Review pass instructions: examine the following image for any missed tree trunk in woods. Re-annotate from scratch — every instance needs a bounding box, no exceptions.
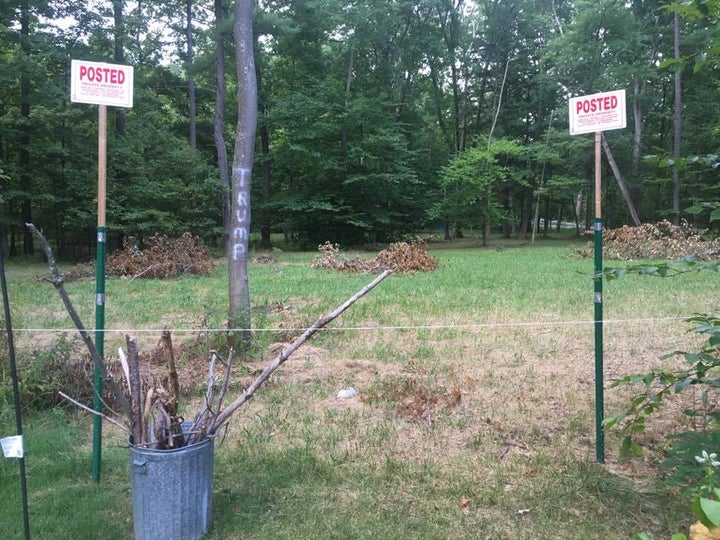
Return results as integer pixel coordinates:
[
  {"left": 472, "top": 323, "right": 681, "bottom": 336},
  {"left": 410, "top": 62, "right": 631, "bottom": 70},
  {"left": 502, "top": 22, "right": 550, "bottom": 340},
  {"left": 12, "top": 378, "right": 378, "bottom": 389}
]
[
  {"left": 227, "top": 0, "right": 257, "bottom": 349},
  {"left": 257, "top": 46, "right": 272, "bottom": 250},
  {"left": 113, "top": 0, "right": 126, "bottom": 137},
  {"left": 672, "top": 12, "right": 682, "bottom": 225},
  {"left": 556, "top": 203, "right": 563, "bottom": 234},
  {"left": 574, "top": 191, "right": 583, "bottom": 235},
  {"left": 632, "top": 77, "right": 644, "bottom": 179},
  {"left": 259, "top": 120, "right": 271, "bottom": 249},
  {"left": 340, "top": 47, "right": 354, "bottom": 156},
  {"left": 0, "top": 188, "right": 7, "bottom": 257},
  {"left": 600, "top": 134, "right": 641, "bottom": 226},
  {"left": 187, "top": 0, "right": 197, "bottom": 150},
  {"left": 20, "top": 0, "right": 33, "bottom": 255},
  {"left": 214, "top": 0, "right": 230, "bottom": 253}
]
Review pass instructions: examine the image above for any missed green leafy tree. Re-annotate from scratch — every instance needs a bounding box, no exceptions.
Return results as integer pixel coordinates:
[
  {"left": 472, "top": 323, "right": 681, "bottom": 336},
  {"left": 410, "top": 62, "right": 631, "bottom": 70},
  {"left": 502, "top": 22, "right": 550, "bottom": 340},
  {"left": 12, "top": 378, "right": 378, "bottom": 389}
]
[{"left": 430, "top": 137, "right": 524, "bottom": 245}]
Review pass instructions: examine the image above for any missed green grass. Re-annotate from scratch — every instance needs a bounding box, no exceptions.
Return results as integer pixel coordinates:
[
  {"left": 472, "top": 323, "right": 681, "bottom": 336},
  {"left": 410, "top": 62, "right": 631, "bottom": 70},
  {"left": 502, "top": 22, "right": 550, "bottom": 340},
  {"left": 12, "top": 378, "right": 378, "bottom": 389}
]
[{"left": 1, "top": 240, "right": 716, "bottom": 539}]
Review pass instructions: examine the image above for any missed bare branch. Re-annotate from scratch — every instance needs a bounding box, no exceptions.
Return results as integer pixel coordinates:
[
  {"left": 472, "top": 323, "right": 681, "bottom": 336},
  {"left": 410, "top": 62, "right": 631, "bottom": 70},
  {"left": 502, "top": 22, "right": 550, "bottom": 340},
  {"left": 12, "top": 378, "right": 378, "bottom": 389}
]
[
  {"left": 160, "top": 329, "right": 180, "bottom": 416},
  {"left": 127, "top": 334, "right": 143, "bottom": 445},
  {"left": 58, "top": 391, "right": 130, "bottom": 434},
  {"left": 27, "top": 223, "right": 133, "bottom": 418},
  {"left": 209, "top": 269, "right": 392, "bottom": 434},
  {"left": 215, "top": 349, "right": 233, "bottom": 414}
]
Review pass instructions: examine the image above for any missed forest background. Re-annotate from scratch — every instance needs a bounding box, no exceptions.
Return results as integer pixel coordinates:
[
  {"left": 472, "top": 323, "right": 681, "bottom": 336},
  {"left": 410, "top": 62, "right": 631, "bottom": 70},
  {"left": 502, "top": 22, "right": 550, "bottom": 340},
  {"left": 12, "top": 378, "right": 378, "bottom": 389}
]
[{"left": 2, "top": 0, "right": 720, "bottom": 258}]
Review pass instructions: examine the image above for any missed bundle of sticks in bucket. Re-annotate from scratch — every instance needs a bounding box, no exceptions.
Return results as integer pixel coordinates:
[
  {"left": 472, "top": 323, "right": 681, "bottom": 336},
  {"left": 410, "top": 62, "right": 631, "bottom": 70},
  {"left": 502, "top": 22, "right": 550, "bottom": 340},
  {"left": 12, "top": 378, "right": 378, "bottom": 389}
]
[
  {"left": 62, "top": 330, "right": 234, "bottom": 450},
  {"left": 117, "top": 330, "right": 229, "bottom": 450}
]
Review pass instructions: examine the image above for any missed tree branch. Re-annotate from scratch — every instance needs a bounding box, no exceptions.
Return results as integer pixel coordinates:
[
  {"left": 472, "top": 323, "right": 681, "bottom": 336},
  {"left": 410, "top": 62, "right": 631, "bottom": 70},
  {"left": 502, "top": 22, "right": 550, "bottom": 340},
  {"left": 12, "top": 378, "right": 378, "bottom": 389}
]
[
  {"left": 58, "top": 391, "right": 130, "bottom": 434},
  {"left": 209, "top": 269, "right": 392, "bottom": 434},
  {"left": 27, "top": 223, "right": 133, "bottom": 419}
]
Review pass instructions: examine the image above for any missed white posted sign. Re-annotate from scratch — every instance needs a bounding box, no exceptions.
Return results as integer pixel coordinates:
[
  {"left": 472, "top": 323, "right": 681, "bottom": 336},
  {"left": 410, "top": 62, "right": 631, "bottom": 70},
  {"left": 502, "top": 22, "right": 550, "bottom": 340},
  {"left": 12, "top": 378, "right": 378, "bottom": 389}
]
[
  {"left": 71, "top": 60, "right": 134, "bottom": 108},
  {"left": 569, "top": 89, "right": 626, "bottom": 135}
]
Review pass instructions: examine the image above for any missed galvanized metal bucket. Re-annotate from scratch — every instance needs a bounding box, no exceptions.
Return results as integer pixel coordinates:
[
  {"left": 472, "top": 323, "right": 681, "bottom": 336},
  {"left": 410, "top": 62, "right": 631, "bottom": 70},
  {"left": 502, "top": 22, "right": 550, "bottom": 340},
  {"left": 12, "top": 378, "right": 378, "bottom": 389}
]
[{"left": 129, "top": 428, "right": 214, "bottom": 540}]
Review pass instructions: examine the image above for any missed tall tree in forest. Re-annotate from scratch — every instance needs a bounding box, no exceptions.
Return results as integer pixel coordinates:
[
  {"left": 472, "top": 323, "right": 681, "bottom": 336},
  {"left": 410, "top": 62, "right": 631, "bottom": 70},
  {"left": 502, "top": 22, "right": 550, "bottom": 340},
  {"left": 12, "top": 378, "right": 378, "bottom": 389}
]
[
  {"left": 19, "top": 0, "right": 33, "bottom": 255},
  {"left": 672, "top": 11, "right": 682, "bottom": 225},
  {"left": 186, "top": 0, "right": 197, "bottom": 149},
  {"left": 214, "top": 0, "right": 231, "bottom": 251},
  {"left": 228, "top": 0, "right": 257, "bottom": 348},
  {"left": 113, "top": 0, "right": 126, "bottom": 136}
]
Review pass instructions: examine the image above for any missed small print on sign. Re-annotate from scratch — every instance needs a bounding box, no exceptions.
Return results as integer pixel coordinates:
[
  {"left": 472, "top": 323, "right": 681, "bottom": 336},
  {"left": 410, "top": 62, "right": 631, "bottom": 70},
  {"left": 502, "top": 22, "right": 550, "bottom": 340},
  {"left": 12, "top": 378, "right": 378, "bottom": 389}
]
[{"left": 1, "top": 435, "right": 24, "bottom": 459}]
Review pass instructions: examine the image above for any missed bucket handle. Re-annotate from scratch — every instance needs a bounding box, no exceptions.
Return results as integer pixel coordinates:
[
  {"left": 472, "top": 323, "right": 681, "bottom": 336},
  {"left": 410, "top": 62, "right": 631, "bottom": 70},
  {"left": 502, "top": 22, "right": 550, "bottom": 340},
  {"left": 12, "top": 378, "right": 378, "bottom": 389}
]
[{"left": 132, "top": 459, "right": 147, "bottom": 475}]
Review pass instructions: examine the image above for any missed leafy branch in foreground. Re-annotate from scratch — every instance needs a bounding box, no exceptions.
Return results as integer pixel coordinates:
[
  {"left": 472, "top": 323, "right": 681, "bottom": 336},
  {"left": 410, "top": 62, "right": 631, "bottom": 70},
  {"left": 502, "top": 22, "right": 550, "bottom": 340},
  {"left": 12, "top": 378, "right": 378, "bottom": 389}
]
[
  {"left": 605, "top": 314, "right": 720, "bottom": 473},
  {"left": 599, "top": 256, "right": 719, "bottom": 281}
]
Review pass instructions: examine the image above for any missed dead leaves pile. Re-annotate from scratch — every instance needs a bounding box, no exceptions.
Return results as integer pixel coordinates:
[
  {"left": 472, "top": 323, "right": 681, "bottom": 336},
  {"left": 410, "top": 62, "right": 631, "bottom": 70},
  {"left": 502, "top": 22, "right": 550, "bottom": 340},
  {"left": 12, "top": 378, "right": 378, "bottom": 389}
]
[
  {"left": 588, "top": 220, "right": 720, "bottom": 261},
  {"left": 311, "top": 239, "right": 439, "bottom": 274},
  {"left": 107, "top": 232, "right": 213, "bottom": 279}
]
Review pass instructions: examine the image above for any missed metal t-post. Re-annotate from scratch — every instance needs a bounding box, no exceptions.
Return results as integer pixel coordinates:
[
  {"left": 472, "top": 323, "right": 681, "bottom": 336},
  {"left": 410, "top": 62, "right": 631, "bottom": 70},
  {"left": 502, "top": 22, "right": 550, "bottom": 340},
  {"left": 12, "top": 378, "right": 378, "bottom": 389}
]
[
  {"left": 1, "top": 247, "right": 31, "bottom": 539},
  {"left": 594, "top": 131, "right": 605, "bottom": 463},
  {"left": 92, "top": 104, "right": 107, "bottom": 482}
]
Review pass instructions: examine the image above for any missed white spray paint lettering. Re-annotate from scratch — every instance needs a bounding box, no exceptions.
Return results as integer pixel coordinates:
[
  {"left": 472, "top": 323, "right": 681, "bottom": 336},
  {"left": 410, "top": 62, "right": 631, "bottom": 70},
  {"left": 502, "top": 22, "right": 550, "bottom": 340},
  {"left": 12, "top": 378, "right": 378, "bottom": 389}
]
[{"left": 232, "top": 167, "right": 251, "bottom": 261}]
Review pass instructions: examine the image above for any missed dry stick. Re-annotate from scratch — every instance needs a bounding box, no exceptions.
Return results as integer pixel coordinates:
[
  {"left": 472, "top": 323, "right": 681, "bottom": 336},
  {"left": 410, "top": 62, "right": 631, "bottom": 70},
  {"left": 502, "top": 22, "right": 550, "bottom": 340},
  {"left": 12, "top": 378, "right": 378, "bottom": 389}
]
[
  {"left": 126, "top": 335, "right": 143, "bottom": 445},
  {"left": 209, "top": 269, "right": 392, "bottom": 435},
  {"left": 129, "top": 264, "right": 161, "bottom": 281},
  {"left": 214, "top": 349, "right": 233, "bottom": 415},
  {"left": 189, "top": 352, "right": 219, "bottom": 443},
  {"left": 204, "top": 352, "right": 217, "bottom": 411},
  {"left": 142, "top": 387, "right": 155, "bottom": 420},
  {"left": 58, "top": 391, "right": 130, "bottom": 434},
  {"left": 27, "top": 223, "right": 133, "bottom": 419},
  {"left": 161, "top": 329, "right": 180, "bottom": 415}
]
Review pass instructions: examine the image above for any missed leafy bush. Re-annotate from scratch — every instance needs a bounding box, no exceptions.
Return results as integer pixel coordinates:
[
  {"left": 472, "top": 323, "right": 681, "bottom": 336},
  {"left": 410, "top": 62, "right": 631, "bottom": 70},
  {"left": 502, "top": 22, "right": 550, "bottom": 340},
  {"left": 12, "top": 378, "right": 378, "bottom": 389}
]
[{"left": 606, "top": 315, "right": 720, "bottom": 491}]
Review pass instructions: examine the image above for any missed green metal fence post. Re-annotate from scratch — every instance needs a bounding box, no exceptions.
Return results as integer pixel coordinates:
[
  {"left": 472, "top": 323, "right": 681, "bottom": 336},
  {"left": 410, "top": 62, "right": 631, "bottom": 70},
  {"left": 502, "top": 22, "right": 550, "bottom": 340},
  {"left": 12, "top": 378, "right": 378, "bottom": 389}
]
[{"left": 594, "top": 217, "right": 604, "bottom": 463}]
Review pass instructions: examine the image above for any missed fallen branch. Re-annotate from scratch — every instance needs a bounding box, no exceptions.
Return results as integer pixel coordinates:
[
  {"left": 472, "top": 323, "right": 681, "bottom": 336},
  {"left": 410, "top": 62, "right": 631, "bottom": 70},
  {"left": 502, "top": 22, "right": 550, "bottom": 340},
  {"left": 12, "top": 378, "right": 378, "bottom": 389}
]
[
  {"left": 27, "top": 223, "right": 133, "bottom": 419},
  {"left": 208, "top": 269, "right": 392, "bottom": 434},
  {"left": 58, "top": 391, "right": 130, "bottom": 434}
]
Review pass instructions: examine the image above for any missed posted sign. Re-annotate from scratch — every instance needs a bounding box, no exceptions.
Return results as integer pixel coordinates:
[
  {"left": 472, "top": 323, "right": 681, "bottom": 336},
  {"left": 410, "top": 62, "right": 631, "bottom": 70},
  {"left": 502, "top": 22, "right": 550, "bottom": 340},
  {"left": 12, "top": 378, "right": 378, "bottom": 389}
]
[
  {"left": 71, "top": 60, "right": 134, "bottom": 108},
  {"left": 569, "top": 89, "right": 626, "bottom": 135}
]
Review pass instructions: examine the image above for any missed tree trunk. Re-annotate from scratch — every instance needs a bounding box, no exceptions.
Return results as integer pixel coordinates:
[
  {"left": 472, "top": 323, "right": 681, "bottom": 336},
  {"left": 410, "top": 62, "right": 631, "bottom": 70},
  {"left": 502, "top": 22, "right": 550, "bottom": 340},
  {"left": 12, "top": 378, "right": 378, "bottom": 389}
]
[
  {"left": 214, "top": 0, "right": 230, "bottom": 253},
  {"left": 340, "top": 47, "right": 354, "bottom": 156},
  {"left": 113, "top": 0, "right": 126, "bottom": 137},
  {"left": 228, "top": 0, "right": 257, "bottom": 349},
  {"left": 20, "top": 0, "right": 33, "bottom": 255},
  {"left": 600, "top": 134, "right": 641, "bottom": 226},
  {"left": 556, "top": 203, "right": 563, "bottom": 234},
  {"left": 187, "top": 0, "right": 197, "bottom": 150},
  {"left": 631, "top": 77, "right": 644, "bottom": 179},
  {"left": 672, "top": 12, "right": 682, "bottom": 225},
  {"left": 259, "top": 114, "right": 271, "bottom": 249}
]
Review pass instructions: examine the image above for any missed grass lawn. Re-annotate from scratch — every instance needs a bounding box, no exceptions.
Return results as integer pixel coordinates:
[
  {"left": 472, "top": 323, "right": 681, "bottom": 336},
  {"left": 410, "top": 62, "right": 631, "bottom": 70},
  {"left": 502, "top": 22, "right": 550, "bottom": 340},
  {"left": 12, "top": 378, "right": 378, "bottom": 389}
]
[{"left": 1, "top": 238, "right": 717, "bottom": 539}]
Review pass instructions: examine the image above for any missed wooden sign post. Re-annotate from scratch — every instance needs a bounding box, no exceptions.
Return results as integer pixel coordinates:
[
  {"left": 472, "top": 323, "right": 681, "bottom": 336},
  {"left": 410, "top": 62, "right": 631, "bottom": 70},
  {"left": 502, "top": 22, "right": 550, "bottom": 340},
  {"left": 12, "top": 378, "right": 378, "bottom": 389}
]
[{"left": 71, "top": 59, "right": 133, "bottom": 482}]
